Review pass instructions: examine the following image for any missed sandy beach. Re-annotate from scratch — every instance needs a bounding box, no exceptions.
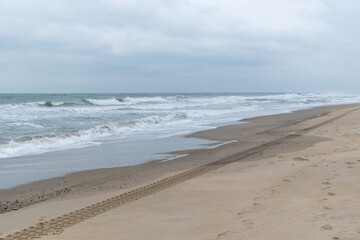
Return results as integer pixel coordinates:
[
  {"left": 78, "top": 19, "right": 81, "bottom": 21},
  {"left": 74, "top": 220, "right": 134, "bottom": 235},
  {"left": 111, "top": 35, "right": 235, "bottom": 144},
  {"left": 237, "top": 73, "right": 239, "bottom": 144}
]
[
  {"left": 3, "top": 0, "right": 360, "bottom": 239},
  {"left": 1, "top": 104, "right": 360, "bottom": 240}
]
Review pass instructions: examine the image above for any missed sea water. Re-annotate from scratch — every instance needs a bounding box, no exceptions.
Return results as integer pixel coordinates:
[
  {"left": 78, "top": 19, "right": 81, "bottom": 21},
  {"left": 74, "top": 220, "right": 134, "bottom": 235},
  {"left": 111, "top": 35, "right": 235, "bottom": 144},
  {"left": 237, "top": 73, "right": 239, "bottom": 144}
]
[{"left": 0, "top": 92, "right": 359, "bottom": 188}]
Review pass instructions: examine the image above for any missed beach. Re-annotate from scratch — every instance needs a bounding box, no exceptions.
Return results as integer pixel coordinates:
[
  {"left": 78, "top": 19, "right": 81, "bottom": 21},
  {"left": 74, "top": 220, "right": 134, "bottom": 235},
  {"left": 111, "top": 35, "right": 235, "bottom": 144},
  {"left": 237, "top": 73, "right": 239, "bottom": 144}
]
[
  {"left": 3, "top": 0, "right": 360, "bottom": 239},
  {"left": 1, "top": 104, "right": 360, "bottom": 240}
]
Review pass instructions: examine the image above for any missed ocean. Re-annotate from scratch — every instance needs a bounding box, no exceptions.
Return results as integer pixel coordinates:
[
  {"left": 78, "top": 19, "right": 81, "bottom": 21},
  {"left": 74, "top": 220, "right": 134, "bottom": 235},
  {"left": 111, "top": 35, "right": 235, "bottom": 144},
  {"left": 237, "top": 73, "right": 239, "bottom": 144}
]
[
  {"left": 0, "top": 92, "right": 360, "bottom": 188},
  {"left": 1, "top": 92, "right": 360, "bottom": 159}
]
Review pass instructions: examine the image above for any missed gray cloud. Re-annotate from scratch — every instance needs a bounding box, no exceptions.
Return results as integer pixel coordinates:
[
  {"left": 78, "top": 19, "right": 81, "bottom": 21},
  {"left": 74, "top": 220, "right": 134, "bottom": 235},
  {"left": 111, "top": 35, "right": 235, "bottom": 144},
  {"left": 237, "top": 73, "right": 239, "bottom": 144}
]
[{"left": 0, "top": 0, "right": 359, "bottom": 92}]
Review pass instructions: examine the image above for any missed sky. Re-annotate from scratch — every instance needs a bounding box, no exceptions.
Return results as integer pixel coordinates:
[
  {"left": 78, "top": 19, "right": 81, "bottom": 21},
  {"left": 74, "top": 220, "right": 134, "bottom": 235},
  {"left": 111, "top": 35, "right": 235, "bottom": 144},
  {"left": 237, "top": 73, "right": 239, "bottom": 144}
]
[{"left": 0, "top": 0, "right": 360, "bottom": 93}]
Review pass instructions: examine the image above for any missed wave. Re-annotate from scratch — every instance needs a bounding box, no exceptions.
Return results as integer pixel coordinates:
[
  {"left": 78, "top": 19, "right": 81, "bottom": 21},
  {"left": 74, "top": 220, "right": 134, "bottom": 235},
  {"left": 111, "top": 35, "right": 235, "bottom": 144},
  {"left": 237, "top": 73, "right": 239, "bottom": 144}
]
[
  {"left": 2, "top": 93, "right": 360, "bottom": 109},
  {"left": 0, "top": 93, "right": 326, "bottom": 110},
  {"left": 1, "top": 101, "right": 70, "bottom": 108},
  {"left": 123, "top": 96, "right": 168, "bottom": 104},
  {"left": 39, "top": 101, "right": 66, "bottom": 107},
  {"left": 0, "top": 113, "right": 188, "bottom": 159},
  {"left": 39, "top": 96, "right": 171, "bottom": 108},
  {"left": 84, "top": 96, "right": 168, "bottom": 106},
  {"left": 84, "top": 98, "right": 124, "bottom": 106},
  {"left": 0, "top": 133, "right": 96, "bottom": 159}
]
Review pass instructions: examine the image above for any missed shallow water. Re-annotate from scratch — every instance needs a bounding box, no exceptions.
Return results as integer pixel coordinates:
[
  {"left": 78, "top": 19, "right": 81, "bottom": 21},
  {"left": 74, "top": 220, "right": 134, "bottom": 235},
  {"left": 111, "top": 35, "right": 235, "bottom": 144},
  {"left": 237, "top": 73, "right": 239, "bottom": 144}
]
[{"left": 0, "top": 135, "right": 216, "bottom": 189}]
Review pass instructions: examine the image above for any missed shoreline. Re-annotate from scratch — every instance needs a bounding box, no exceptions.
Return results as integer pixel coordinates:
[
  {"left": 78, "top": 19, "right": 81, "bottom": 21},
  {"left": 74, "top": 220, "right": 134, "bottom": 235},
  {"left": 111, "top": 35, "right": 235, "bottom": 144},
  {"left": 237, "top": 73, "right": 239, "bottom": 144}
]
[
  {"left": 0, "top": 104, "right": 354, "bottom": 215},
  {"left": 0, "top": 101, "right": 353, "bottom": 189},
  {"left": 1, "top": 103, "right": 360, "bottom": 239}
]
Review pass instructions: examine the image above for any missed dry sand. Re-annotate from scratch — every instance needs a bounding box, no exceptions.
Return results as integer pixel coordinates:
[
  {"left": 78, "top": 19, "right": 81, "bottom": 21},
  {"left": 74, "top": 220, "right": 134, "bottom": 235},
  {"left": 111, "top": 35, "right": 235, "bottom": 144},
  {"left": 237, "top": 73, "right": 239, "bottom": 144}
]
[{"left": 1, "top": 105, "right": 360, "bottom": 240}]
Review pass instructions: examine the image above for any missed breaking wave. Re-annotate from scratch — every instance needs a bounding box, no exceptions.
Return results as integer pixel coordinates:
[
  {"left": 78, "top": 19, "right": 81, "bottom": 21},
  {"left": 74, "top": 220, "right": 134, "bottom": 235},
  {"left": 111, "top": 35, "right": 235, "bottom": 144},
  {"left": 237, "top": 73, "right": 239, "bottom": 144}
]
[
  {"left": 84, "top": 98, "right": 124, "bottom": 106},
  {"left": 84, "top": 96, "right": 168, "bottom": 106},
  {"left": 39, "top": 101, "right": 66, "bottom": 107},
  {"left": 0, "top": 113, "right": 188, "bottom": 158}
]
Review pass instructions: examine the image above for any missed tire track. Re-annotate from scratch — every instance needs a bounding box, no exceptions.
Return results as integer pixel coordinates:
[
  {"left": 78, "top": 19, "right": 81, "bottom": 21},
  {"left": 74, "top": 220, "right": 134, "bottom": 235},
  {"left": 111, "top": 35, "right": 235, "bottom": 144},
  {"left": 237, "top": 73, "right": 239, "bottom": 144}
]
[{"left": 1, "top": 107, "right": 358, "bottom": 240}]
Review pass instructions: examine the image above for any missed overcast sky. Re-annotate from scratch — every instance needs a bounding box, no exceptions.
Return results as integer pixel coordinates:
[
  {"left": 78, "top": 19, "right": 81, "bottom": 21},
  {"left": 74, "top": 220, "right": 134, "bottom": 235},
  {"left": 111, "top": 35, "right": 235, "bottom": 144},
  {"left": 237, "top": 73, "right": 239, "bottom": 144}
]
[{"left": 0, "top": 0, "right": 360, "bottom": 93}]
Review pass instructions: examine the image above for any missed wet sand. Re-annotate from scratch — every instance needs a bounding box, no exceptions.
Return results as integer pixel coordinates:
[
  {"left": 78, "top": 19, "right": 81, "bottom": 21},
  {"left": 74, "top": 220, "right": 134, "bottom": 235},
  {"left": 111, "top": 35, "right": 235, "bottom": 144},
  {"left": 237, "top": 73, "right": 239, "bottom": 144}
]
[{"left": 1, "top": 104, "right": 360, "bottom": 239}]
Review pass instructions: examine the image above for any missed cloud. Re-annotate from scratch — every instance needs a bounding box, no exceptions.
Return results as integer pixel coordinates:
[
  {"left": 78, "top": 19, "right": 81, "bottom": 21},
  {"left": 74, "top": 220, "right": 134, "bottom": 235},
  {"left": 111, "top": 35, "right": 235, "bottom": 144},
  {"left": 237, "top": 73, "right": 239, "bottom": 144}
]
[
  {"left": 0, "top": 0, "right": 327, "bottom": 55},
  {"left": 0, "top": 0, "right": 359, "bottom": 92}
]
